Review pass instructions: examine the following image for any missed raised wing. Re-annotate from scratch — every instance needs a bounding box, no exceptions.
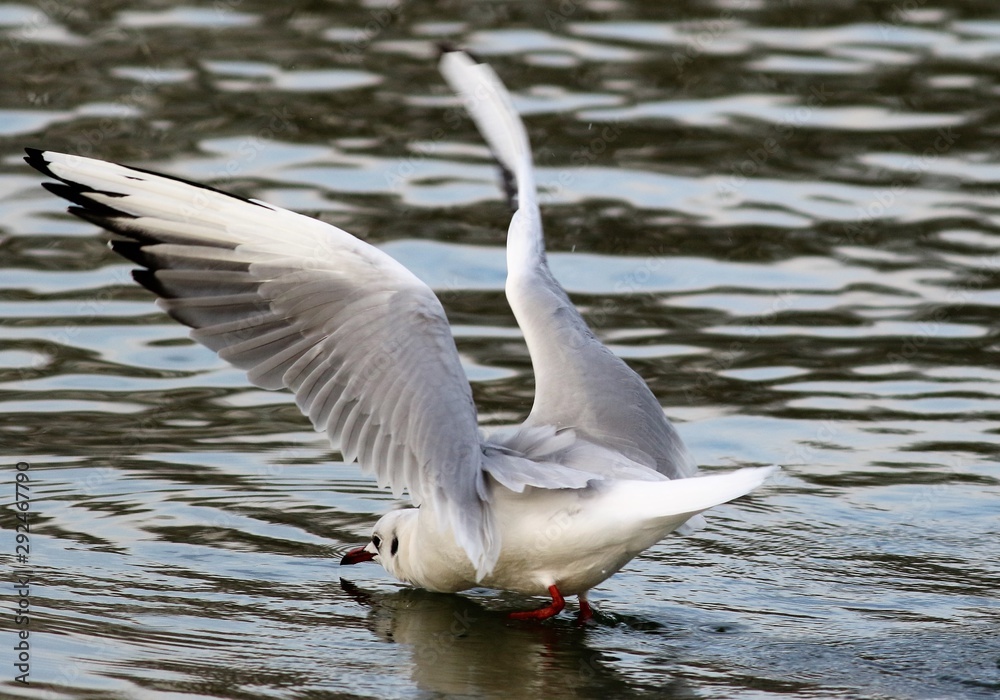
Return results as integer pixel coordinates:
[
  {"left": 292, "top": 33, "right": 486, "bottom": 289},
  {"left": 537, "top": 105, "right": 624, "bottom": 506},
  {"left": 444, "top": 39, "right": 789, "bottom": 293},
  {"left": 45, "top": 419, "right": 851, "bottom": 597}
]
[
  {"left": 439, "top": 50, "right": 698, "bottom": 481},
  {"left": 26, "top": 148, "right": 499, "bottom": 575}
]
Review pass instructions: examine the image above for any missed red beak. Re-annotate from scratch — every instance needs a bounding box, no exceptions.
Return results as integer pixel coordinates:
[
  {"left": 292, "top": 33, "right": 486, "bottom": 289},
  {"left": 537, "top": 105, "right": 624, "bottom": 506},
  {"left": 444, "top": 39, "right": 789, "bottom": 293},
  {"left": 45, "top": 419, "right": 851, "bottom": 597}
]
[{"left": 341, "top": 545, "right": 376, "bottom": 566}]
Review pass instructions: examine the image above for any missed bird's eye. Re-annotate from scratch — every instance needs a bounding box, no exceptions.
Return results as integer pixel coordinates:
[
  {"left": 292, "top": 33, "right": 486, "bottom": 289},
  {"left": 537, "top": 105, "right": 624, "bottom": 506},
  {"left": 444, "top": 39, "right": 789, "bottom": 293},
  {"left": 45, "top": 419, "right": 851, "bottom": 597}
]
[
  {"left": 391, "top": 536, "right": 399, "bottom": 556},
  {"left": 371, "top": 534, "right": 382, "bottom": 550}
]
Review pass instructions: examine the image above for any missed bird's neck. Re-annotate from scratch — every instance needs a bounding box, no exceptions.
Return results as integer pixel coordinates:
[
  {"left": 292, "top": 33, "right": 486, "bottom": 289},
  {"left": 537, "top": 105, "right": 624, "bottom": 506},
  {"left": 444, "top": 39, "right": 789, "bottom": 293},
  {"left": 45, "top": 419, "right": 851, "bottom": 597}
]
[{"left": 389, "top": 510, "right": 477, "bottom": 594}]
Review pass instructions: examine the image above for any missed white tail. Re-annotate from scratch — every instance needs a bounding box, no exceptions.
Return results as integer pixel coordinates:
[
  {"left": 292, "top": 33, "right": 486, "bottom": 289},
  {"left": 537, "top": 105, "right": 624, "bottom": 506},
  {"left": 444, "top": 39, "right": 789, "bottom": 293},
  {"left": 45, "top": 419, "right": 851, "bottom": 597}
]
[{"left": 603, "top": 466, "right": 779, "bottom": 530}]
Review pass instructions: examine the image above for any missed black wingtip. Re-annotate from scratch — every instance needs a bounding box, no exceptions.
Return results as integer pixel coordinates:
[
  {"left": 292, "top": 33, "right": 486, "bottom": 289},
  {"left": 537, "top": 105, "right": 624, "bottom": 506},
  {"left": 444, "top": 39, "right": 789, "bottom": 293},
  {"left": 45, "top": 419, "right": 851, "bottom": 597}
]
[
  {"left": 499, "top": 165, "right": 518, "bottom": 213},
  {"left": 24, "top": 148, "right": 54, "bottom": 178},
  {"left": 108, "top": 239, "right": 151, "bottom": 267},
  {"left": 43, "top": 182, "right": 128, "bottom": 218},
  {"left": 131, "top": 269, "right": 165, "bottom": 296},
  {"left": 436, "top": 43, "right": 484, "bottom": 64},
  {"left": 70, "top": 208, "right": 158, "bottom": 246},
  {"left": 27, "top": 148, "right": 269, "bottom": 215}
]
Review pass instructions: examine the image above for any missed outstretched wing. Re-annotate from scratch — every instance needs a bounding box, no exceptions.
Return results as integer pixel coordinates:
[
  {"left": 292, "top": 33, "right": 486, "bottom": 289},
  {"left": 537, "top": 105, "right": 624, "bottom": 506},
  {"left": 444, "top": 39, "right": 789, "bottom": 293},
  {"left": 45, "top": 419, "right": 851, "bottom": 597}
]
[
  {"left": 26, "top": 148, "right": 499, "bottom": 575},
  {"left": 439, "top": 50, "right": 698, "bottom": 481}
]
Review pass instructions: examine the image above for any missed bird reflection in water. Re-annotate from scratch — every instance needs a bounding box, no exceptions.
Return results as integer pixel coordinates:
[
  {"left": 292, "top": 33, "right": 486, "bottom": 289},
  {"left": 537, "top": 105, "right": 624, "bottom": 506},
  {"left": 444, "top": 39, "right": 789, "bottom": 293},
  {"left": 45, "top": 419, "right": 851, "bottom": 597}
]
[{"left": 339, "top": 578, "right": 696, "bottom": 698}]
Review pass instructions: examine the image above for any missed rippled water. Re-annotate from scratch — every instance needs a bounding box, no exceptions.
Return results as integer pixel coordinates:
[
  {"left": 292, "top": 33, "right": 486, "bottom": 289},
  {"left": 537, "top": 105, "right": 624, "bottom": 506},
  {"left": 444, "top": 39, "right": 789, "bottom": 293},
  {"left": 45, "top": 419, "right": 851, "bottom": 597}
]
[{"left": 2, "top": 1, "right": 1000, "bottom": 698}]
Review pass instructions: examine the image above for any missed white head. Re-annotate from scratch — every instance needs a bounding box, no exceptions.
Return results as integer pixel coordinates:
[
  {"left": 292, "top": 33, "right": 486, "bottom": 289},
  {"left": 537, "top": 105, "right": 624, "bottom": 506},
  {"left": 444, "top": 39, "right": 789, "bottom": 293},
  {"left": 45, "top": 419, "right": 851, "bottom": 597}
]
[{"left": 340, "top": 509, "right": 419, "bottom": 583}]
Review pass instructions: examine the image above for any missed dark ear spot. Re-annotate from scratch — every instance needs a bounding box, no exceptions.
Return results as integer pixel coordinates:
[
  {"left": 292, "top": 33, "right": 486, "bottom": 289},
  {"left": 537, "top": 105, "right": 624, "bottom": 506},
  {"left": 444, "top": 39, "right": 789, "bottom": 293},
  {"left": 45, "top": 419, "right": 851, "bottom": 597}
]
[{"left": 391, "top": 536, "right": 399, "bottom": 556}]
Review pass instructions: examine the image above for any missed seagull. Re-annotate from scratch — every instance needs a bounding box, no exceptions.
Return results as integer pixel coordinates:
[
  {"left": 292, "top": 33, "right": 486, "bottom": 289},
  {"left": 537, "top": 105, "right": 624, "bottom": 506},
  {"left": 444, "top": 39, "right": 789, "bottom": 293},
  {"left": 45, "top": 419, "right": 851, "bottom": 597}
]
[{"left": 26, "top": 49, "right": 776, "bottom": 621}]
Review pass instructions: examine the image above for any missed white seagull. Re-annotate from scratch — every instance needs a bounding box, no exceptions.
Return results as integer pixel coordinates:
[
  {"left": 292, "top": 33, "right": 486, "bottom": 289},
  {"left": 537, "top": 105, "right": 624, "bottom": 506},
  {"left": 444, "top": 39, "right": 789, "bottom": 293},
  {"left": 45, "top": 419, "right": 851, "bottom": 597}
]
[{"left": 27, "top": 49, "right": 776, "bottom": 621}]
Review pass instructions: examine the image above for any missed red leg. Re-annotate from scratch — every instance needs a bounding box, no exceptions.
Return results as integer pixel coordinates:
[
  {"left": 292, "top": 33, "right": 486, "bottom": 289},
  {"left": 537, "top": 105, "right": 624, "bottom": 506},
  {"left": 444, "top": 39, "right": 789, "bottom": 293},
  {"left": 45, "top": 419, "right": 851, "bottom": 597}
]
[
  {"left": 577, "top": 595, "right": 594, "bottom": 623},
  {"left": 508, "top": 585, "right": 565, "bottom": 620}
]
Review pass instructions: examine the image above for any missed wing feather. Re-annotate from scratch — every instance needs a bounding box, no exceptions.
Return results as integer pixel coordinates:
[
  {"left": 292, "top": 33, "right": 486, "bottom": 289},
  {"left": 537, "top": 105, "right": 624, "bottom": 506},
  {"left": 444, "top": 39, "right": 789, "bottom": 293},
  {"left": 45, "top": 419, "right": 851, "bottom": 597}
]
[
  {"left": 439, "top": 50, "right": 699, "bottom": 481},
  {"left": 26, "top": 148, "right": 500, "bottom": 575}
]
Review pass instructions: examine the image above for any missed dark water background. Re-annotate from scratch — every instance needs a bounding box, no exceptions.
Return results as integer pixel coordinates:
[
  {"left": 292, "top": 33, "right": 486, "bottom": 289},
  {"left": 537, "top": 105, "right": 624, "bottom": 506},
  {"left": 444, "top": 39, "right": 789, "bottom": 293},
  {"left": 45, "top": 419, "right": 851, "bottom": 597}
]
[{"left": 2, "top": 1, "right": 999, "bottom": 698}]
